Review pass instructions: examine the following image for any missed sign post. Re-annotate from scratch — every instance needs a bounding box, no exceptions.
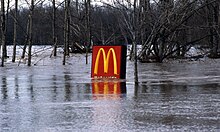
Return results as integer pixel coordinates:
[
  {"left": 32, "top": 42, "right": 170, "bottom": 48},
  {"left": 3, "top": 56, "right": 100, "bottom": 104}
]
[{"left": 91, "top": 45, "right": 127, "bottom": 79}]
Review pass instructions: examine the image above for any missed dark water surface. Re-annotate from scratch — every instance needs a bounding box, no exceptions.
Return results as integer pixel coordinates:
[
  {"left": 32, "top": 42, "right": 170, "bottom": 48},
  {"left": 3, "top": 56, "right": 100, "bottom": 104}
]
[{"left": 0, "top": 56, "right": 220, "bottom": 131}]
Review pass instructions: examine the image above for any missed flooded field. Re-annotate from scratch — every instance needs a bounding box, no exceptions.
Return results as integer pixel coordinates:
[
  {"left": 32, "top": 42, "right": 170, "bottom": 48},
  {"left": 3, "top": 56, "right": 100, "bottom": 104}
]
[{"left": 0, "top": 46, "right": 220, "bottom": 131}]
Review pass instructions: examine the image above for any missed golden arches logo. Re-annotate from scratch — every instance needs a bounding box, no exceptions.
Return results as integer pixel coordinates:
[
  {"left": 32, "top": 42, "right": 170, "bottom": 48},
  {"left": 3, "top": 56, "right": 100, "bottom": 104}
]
[{"left": 94, "top": 48, "right": 118, "bottom": 75}]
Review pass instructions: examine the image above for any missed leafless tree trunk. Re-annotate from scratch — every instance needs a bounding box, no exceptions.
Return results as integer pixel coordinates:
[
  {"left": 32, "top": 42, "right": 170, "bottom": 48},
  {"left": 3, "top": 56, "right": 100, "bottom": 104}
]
[
  {"left": 21, "top": 18, "right": 30, "bottom": 59},
  {"left": 133, "top": 0, "right": 138, "bottom": 84},
  {"left": 179, "top": 0, "right": 192, "bottom": 57},
  {"left": 12, "top": 0, "right": 18, "bottom": 62},
  {"left": 76, "top": 0, "right": 79, "bottom": 14},
  {"left": 117, "top": 0, "right": 139, "bottom": 83},
  {"left": 213, "top": 1, "right": 219, "bottom": 55},
  {"left": 63, "top": 0, "right": 70, "bottom": 65},
  {"left": 3, "top": 0, "right": 10, "bottom": 58},
  {"left": 139, "top": 0, "right": 150, "bottom": 46},
  {"left": 1, "top": 0, "right": 6, "bottom": 67},
  {"left": 52, "top": 0, "right": 57, "bottom": 56},
  {"left": 1, "top": 0, "right": 10, "bottom": 60},
  {"left": 205, "top": 0, "right": 220, "bottom": 58},
  {"left": 206, "top": 0, "right": 219, "bottom": 57},
  {"left": 156, "top": 0, "right": 174, "bottom": 62},
  {"left": 63, "top": 0, "right": 67, "bottom": 65},
  {"left": 217, "top": 1, "right": 220, "bottom": 50},
  {"left": 85, "top": 0, "right": 91, "bottom": 64},
  {"left": 27, "top": 0, "right": 35, "bottom": 66},
  {"left": 207, "top": 1, "right": 215, "bottom": 56},
  {"left": 66, "top": 0, "right": 70, "bottom": 56}
]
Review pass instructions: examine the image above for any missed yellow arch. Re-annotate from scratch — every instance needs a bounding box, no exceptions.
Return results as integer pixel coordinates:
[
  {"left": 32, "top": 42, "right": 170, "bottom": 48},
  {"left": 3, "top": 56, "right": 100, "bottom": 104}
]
[{"left": 94, "top": 48, "right": 118, "bottom": 75}]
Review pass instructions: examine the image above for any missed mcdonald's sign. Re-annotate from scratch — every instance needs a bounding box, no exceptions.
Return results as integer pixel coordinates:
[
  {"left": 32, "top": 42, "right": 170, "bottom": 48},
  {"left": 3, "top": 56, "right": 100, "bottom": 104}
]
[{"left": 91, "top": 45, "right": 127, "bottom": 79}]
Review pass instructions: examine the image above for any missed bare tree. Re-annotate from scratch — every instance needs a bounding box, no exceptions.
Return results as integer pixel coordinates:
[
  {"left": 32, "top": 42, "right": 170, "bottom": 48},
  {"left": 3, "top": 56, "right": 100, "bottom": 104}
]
[
  {"left": 3, "top": 0, "right": 11, "bottom": 59},
  {"left": 132, "top": 0, "right": 139, "bottom": 84},
  {"left": 139, "top": 0, "right": 151, "bottom": 45},
  {"left": 85, "top": 0, "right": 91, "bottom": 64},
  {"left": 113, "top": 0, "right": 139, "bottom": 83},
  {"left": 63, "top": 0, "right": 70, "bottom": 65},
  {"left": 21, "top": 18, "right": 30, "bottom": 59},
  {"left": 208, "top": 0, "right": 219, "bottom": 57},
  {"left": 52, "top": 0, "right": 57, "bottom": 56},
  {"left": 66, "top": 0, "right": 70, "bottom": 56},
  {"left": 12, "top": 0, "right": 18, "bottom": 62},
  {"left": 27, "top": 0, "right": 35, "bottom": 66},
  {"left": 1, "top": 0, "right": 6, "bottom": 67},
  {"left": 138, "top": 0, "right": 218, "bottom": 62}
]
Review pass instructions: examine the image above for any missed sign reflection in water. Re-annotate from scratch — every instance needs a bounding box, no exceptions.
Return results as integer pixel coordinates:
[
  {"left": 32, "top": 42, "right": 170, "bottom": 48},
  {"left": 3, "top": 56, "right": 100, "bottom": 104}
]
[
  {"left": 92, "top": 79, "right": 126, "bottom": 99},
  {"left": 91, "top": 79, "right": 127, "bottom": 130}
]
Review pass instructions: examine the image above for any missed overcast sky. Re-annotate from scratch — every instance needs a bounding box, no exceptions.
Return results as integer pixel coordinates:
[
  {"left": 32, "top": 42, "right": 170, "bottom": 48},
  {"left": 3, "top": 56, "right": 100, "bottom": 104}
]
[
  {"left": 2, "top": 0, "right": 140, "bottom": 9},
  {"left": 5, "top": 0, "right": 63, "bottom": 9},
  {"left": 3, "top": 0, "right": 112, "bottom": 10},
  {"left": 3, "top": 0, "right": 156, "bottom": 10}
]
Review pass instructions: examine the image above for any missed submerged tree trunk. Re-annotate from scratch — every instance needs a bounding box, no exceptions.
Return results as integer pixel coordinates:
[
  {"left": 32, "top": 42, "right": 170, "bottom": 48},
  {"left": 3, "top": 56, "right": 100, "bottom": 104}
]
[
  {"left": 21, "top": 18, "right": 30, "bottom": 59},
  {"left": 1, "top": 0, "right": 6, "bottom": 67},
  {"left": 133, "top": 36, "right": 138, "bottom": 84},
  {"left": 85, "top": 0, "right": 91, "bottom": 64},
  {"left": 133, "top": 0, "right": 138, "bottom": 84},
  {"left": 207, "top": 0, "right": 219, "bottom": 57},
  {"left": 129, "top": 44, "right": 134, "bottom": 60},
  {"left": 52, "top": 0, "right": 57, "bottom": 56},
  {"left": 2, "top": 0, "right": 10, "bottom": 59},
  {"left": 12, "top": 0, "right": 18, "bottom": 62},
  {"left": 207, "top": 4, "right": 215, "bottom": 56},
  {"left": 63, "top": 1, "right": 67, "bottom": 65},
  {"left": 66, "top": 0, "right": 70, "bottom": 56},
  {"left": 27, "top": 0, "right": 34, "bottom": 66},
  {"left": 213, "top": 1, "right": 219, "bottom": 55},
  {"left": 63, "top": 0, "right": 69, "bottom": 65}
]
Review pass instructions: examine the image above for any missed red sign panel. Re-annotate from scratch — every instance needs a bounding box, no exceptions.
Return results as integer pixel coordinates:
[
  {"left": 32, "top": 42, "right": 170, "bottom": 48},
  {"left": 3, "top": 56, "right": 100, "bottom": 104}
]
[{"left": 91, "top": 45, "right": 126, "bottom": 79}]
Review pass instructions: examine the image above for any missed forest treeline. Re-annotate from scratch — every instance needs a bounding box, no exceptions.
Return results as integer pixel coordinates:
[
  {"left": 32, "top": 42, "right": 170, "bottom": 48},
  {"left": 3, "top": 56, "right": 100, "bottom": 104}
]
[{"left": 0, "top": 0, "right": 220, "bottom": 67}]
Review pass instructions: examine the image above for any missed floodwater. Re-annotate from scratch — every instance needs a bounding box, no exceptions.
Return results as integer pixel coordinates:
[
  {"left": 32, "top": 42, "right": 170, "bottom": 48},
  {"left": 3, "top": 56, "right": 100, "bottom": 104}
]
[{"left": 0, "top": 48, "right": 220, "bottom": 131}]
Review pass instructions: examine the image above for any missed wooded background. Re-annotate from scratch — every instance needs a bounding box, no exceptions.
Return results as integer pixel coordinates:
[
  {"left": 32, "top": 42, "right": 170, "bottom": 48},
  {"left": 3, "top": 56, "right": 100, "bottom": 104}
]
[{"left": 0, "top": 0, "right": 220, "bottom": 67}]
